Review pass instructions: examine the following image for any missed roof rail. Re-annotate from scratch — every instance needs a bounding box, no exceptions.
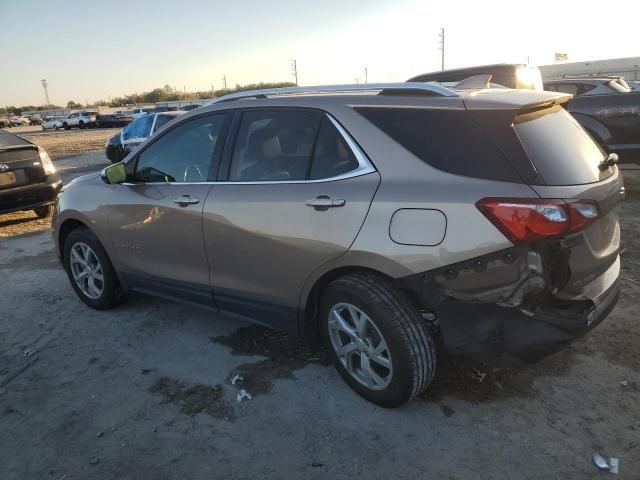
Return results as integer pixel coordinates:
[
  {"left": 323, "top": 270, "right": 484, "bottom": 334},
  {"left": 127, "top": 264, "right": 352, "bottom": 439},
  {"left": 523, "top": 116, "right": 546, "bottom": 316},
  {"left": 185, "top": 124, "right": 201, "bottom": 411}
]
[{"left": 211, "top": 82, "right": 458, "bottom": 104}]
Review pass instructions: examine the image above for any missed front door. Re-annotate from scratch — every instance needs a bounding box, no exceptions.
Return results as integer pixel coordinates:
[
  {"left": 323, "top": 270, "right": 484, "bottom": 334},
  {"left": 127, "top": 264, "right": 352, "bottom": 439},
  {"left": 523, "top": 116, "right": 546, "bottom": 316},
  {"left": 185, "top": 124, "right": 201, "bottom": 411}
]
[
  {"left": 109, "top": 112, "right": 230, "bottom": 304},
  {"left": 203, "top": 109, "right": 380, "bottom": 331}
]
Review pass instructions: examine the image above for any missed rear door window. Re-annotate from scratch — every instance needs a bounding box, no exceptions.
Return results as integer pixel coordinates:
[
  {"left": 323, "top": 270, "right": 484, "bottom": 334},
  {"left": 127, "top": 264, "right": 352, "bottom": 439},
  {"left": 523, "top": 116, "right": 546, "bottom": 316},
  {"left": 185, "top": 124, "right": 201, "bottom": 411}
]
[
  {"left": 514, "top": 106, "right": 609, "bottom": 185},
  {"left": 228, "top": 109, "right": 322, "bottom": 181}
]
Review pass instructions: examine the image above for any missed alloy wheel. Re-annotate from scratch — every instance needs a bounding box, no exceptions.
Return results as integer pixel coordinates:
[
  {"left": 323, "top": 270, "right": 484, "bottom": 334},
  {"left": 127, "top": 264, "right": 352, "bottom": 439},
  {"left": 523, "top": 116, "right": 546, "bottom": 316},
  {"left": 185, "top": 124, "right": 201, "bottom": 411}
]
[
  {"left": 69, "top": 242, "right": 104, "bottom": 299},
  {"left": 328, "top": 302, "right": 393, "bottom": 390}
]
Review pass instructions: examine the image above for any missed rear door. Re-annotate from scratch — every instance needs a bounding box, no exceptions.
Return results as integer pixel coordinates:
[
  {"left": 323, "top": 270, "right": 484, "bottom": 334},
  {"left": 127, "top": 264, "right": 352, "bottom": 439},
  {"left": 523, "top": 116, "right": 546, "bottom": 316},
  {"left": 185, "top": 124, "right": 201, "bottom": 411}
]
[
  {"left": 203, "top": 108, "right": 380, "bottom": 331},
  {"left": 512, "top": 106, "right": 623, "bottom": 298}
]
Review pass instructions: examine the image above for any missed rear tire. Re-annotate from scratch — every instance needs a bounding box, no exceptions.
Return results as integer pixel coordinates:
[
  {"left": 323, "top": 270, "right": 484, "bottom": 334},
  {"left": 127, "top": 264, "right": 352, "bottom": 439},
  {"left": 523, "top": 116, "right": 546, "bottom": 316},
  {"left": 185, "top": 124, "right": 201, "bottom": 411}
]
[
  {"left": 33, "top": 205, "right": 54, "bottom": 218},
  {"left": 320, "top": 272, "right": 437, "bottom": 407},
  {"left": 63, "top": 227, "right": 126, "bottom": 310}
]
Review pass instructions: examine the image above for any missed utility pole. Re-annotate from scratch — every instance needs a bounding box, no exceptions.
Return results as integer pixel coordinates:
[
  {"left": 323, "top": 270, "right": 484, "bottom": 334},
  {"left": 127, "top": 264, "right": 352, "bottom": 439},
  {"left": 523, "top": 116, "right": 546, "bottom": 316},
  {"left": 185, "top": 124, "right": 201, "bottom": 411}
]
[
  {"left": 364, "top": 66, "right": 368, "bottom": 83},
  {"left": 439, "top": 27, "right": 445, "bottom": 70},
  {"left": 183, "top": 85, "right": 186, "bottom": 99},
  {"left": 41, "top": 79, "right": 50, "bottom": 106},
  {"left": 222, "top": 75, "right": 228, "bottom": 93},
  {"left": 291, "top": 60, "right": 298, "bottom": 86}
]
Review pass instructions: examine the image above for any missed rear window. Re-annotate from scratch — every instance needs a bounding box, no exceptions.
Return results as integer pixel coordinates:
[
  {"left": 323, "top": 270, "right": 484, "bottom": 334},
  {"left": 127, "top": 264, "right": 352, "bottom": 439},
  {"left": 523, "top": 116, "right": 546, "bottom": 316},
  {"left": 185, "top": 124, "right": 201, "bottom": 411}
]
[
  {"left": 514, "top": 106, "right": 609, "bottom": 185},
  {"left": 355, "top": 107, "right": 521, "bottom": 182},
  {"left": 0, "top": 130, "right": 30, "bottom": 148},
  {"left": 153, "top": 114, "right": 174, "bottom": 133}
]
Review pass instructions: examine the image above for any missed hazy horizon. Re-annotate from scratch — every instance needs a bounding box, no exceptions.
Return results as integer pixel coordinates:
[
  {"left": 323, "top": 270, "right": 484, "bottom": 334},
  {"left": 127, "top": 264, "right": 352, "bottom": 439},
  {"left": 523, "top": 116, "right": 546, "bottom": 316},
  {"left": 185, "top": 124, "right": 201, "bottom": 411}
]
[{"left": 1, "top": 0, "right": 639, "bottom": 106}]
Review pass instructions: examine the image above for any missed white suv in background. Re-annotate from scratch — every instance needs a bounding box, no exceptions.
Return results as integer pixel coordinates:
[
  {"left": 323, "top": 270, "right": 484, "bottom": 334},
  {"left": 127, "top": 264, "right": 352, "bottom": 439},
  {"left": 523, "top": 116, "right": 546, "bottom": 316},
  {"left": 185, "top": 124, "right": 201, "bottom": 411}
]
[{"left": 62, "top": 111, "right": 98, "bottom": 130}]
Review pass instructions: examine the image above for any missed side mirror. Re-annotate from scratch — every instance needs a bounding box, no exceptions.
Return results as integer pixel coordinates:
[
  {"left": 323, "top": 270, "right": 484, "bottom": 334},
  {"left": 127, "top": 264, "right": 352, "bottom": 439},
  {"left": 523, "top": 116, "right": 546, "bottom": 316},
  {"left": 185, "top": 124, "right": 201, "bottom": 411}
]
[{"left": 101, "top": 162, "right": 127, "bottom": 184}]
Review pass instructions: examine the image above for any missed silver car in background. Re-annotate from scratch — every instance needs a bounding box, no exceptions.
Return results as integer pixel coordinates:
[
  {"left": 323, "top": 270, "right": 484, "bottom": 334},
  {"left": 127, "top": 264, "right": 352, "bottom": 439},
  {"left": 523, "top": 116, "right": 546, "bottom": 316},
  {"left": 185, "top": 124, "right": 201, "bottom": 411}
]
[{"left": 53, "top": 82, "right": 623, "bottom": 407}]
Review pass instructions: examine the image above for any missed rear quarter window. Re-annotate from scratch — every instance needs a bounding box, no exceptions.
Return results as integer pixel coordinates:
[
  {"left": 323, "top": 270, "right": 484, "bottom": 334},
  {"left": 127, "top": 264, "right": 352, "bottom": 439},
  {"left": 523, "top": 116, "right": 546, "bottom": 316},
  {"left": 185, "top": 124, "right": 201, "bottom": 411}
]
[{"left": 355, "top": 107, "right": 521, "bottom": 182}]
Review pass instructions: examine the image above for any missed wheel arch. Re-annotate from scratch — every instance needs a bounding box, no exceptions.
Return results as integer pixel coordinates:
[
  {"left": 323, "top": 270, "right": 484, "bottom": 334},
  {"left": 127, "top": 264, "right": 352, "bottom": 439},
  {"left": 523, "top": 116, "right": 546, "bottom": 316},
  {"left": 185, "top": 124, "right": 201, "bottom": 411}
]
[{"left": 57, "top": 218, "right": 92, "bottom": 259}]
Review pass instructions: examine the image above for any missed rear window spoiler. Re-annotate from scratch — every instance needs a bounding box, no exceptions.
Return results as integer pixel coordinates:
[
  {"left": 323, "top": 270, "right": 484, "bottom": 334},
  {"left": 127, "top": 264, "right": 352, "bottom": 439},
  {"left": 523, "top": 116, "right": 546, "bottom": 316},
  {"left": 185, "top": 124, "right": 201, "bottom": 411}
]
[{"left": 518, "top": 95, "right": 571, "bottom": 115}]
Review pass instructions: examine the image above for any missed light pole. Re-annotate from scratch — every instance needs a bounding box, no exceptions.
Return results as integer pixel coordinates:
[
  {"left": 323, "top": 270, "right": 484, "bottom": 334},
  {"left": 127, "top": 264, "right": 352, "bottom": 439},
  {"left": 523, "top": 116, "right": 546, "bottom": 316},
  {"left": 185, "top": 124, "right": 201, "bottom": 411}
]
[
  {"left": 291, "top": 60, "right": 298, "bottom": 86},
  {"left": 41, "top": 79, "right": 50, "bottom": 106},
  {"left": 439, "top": 28, "right": 445, "bottom": 71}
]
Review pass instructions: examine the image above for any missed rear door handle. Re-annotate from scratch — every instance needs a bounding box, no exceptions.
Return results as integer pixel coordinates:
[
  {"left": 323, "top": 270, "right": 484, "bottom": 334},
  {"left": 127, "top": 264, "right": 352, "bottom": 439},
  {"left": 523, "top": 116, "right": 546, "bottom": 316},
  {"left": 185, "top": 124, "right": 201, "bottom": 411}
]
[
  {"left": 173, "top": 195, "right": 200, "bottom": 206},
  {"left": 305, "top": 196, "right": 346, "bottom": 210}
]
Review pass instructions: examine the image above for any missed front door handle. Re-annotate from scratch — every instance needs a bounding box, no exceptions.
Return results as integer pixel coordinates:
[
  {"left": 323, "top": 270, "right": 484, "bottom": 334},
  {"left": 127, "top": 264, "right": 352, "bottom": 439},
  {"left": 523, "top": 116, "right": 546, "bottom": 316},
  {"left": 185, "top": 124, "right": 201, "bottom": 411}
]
[
  {"left": 173, "top": 194, "right": 200, "bottom": 207},
  {"left": 305, "top": 196, "right": 346, "bottom": 211}
]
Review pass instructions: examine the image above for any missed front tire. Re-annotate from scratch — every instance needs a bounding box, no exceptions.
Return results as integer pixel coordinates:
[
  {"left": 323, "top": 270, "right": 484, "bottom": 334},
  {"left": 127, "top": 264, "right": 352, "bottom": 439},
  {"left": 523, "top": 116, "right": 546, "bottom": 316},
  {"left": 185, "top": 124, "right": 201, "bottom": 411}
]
[
  {"left": 320, "top": 272, "right": 437, "bottom": 407},
  {"left": 79, "top": 121, "right": 85, "bottom": 129},
  {"left": 63, "top": 123, "right": 70, "bottom": 130},
  {"left": 63, "top": 227, "right": 125, "bottom": 310}
]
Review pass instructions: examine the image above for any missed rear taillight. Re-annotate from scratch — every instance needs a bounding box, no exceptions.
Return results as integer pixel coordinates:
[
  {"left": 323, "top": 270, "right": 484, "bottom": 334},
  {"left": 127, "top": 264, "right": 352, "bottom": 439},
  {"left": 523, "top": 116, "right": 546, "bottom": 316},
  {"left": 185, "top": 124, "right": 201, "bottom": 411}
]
[{"left": 476, "top": 198, "right": 600, "bottom": 244}]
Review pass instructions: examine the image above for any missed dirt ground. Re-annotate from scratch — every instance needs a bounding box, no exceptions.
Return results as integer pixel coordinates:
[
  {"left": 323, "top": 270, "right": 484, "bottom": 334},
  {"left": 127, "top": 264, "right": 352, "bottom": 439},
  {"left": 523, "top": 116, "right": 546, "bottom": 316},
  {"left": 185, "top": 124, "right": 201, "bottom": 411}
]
[
  {"left": 7, "top": 125, "right": 116, "bottom": 160},
  {"left": 1, "top": 165, "right": 639, "bottom": 479}
]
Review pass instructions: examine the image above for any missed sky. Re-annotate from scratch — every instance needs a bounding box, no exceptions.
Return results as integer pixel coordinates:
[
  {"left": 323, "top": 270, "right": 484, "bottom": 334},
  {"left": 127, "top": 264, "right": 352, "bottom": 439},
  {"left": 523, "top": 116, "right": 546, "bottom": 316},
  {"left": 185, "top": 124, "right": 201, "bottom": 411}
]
[{"left": 1, "top": 0, "right": 639, "bottom": 106}]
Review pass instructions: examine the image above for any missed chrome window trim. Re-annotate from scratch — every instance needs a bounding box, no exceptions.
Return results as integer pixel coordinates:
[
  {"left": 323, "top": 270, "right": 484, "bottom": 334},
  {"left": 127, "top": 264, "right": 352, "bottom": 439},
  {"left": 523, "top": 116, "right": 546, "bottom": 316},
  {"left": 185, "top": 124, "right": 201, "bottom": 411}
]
[{"left": 123, "top": 113, "right": 376, "bottom": 186}]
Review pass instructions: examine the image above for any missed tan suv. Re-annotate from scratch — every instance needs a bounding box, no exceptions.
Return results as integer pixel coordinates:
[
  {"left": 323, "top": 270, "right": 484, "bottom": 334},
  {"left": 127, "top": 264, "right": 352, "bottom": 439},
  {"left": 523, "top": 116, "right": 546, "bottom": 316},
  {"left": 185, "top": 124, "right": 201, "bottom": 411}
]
[{"left": 53, "top": 83, "right": 623, "bottom": 407}]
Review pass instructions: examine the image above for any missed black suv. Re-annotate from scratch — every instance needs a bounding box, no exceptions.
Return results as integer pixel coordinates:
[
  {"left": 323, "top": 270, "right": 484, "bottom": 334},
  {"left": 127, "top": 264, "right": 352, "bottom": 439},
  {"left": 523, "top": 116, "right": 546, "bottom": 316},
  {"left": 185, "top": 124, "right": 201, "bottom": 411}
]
[{"left": 0, "top": 130, "right": 62, "bottom": 218}]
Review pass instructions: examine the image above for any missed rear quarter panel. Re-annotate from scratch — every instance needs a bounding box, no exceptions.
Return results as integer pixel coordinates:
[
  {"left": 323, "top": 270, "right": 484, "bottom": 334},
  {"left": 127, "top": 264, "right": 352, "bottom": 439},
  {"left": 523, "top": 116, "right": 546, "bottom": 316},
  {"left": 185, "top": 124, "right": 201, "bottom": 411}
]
[{"left": 298, "top": 103, "right": 540, "bottom": 308}]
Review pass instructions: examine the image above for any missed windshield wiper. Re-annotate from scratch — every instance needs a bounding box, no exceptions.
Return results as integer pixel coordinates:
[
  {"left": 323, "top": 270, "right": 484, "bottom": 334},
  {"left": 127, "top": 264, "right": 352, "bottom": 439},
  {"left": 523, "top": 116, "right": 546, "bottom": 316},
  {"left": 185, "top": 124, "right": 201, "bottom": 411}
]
[{"left": 598, "top": 153, "right": 619, "bottom": 170}]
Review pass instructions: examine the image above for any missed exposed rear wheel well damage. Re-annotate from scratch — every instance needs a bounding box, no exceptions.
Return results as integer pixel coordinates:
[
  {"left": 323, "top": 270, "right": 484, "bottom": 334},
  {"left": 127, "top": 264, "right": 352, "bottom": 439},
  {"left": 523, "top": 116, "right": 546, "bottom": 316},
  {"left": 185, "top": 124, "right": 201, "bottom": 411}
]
[{"left": 301, "top": 266, "right": 434, "bottom": 345}]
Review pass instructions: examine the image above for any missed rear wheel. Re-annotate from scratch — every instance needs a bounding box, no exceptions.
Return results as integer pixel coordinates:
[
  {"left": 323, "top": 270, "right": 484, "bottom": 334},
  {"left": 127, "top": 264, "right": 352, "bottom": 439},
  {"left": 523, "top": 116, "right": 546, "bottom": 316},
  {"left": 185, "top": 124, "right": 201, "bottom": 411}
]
[
  {"left": 320, "top": 272, "right": 437, "bottom": 407},
  {"left": 63, "top": 227, "right": 125, "bottom": 310},
  {"left": 33, "top": 205, "right": 54, "bottom": 218}
]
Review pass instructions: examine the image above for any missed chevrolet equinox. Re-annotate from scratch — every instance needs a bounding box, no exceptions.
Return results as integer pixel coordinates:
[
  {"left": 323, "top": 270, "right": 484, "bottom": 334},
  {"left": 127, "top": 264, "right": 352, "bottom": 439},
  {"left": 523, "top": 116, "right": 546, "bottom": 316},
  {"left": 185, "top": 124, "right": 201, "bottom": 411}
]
[{"left": 53, "top": 82, "right": 623, "bottom": 407}]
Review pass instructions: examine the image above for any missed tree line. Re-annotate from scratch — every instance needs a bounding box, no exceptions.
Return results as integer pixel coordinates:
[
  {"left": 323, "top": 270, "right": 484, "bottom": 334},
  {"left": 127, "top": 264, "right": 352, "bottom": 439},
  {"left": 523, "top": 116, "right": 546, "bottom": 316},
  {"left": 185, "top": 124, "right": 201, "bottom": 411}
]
[{"left": 1, "top": 81, "right": 296, "bottom": 115}]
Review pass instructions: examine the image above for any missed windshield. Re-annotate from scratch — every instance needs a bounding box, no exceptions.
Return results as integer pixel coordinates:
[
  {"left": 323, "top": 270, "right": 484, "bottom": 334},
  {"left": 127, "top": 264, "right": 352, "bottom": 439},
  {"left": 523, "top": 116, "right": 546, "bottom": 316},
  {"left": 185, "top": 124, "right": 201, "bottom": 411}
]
[
  {"left": 514, "top": 106, "right": 610, "bottom": 185},
  {"left": 152, "top": 114, "right": 175, "bottom": 132}
]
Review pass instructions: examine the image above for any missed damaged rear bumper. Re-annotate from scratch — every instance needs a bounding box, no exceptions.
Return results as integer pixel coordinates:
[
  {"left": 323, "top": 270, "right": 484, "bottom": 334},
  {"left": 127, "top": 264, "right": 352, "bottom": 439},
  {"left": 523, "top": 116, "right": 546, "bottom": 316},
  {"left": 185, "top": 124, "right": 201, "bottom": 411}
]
[
  {"left": 435, "top": 277, "right": 619, "bottom": 360},
  {"left": 403, "top": 253, "right": 621, "bottom": 361}
]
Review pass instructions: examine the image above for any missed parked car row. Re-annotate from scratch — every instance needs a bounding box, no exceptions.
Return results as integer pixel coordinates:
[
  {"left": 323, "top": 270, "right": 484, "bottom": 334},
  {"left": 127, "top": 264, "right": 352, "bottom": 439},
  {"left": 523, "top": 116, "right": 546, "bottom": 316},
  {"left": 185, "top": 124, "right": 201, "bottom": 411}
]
[{"left": 96, "top": 111, "right": 134, "bottom": 128}]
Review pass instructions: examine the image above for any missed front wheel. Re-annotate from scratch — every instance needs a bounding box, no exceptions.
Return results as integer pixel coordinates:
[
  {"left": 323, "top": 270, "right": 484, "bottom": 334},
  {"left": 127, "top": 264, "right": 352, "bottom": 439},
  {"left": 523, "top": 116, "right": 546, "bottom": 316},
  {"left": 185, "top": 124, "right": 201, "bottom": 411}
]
[
  {"left": 79, "top": 121, "right": 85, "bottom": 129},
  {"left": 320, "top": 272, "right": 437, "bottom": 407},
  {"left": 63, "top": 227, "right": 126, "bottom": 310}
]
